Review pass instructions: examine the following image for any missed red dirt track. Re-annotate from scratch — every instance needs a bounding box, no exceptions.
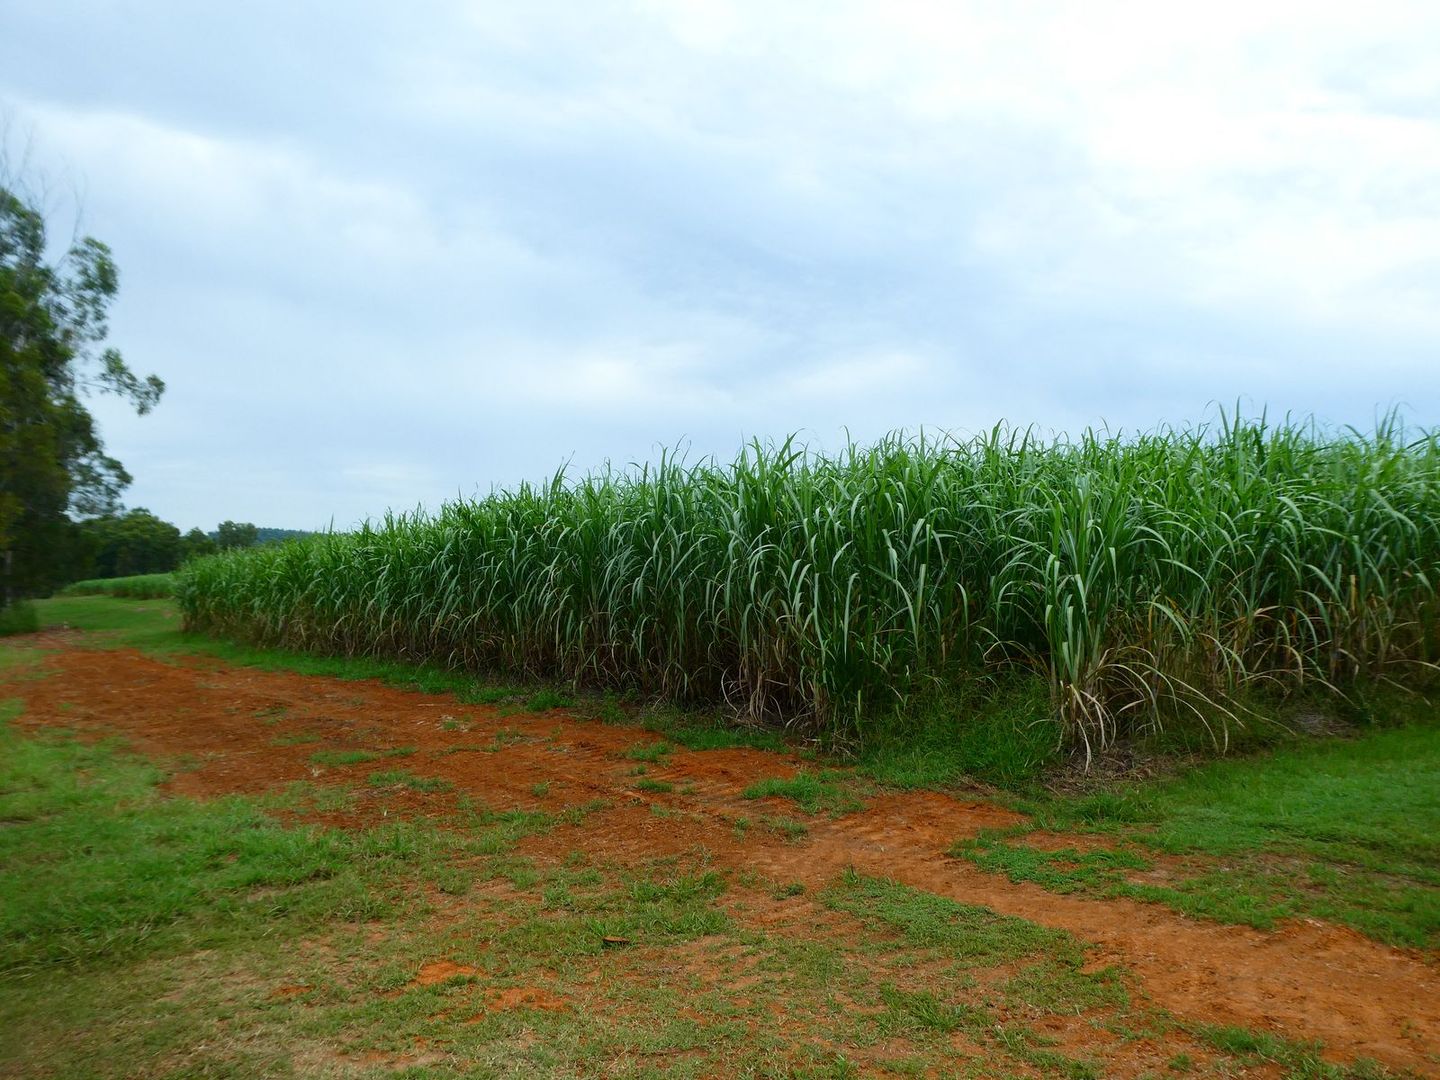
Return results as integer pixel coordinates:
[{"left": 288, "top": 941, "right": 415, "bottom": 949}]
[{"left": 8, "top": 640, "right": 1438, "bottom": 1075}]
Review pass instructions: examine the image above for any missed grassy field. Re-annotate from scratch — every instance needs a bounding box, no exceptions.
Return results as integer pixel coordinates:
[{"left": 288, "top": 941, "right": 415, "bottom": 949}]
[
  {"left": 175, "top": 418, "right": 1440, "bottom": 761},
  {"left": 2, "top": 598, "right": 1427, "bottom": 1077}
]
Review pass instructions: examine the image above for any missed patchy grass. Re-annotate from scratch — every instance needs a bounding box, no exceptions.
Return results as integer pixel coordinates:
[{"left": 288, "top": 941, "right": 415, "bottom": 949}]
[
  {"left": 0, "top": 680, "right": 1408, "bottom": 1080},
  {"left": 824, "top": 869, "right": 1086, "bottom": 967},
  {"left": 367, "top": 769, "right": 453, "bottom": 793},
  {"left": 759, "top": 814, "right": 810, "bottom": 841},
  {"left": 308, "top": 749, "right": 380, "bottom": 767},
  {"left": 0, "top": 707, "right": 466, "bottom": 978},
  {"left": 824, "top": 871, "right": 1127, "bottom": 1078},
  {"left": 1193, "top": 1025, "right": 1394, "bottom": 1079},
  {"left": 958, "top": 717, "right": 1440, "bottom": 947},
  {"left": 623, "top": 739, "right": 672, "bottom": 763},
  {"left": 0, "top": 640, "right": 44, "bottom": 676},
  {"left": 743, "top": 769, "right": 867, "bottom": 816},
  {"left": 269, "top": 731, "right": 321, "bottom": 747}
]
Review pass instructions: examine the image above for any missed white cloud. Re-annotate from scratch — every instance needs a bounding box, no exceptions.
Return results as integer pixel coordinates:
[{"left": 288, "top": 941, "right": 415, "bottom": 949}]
[{"left": 3, "top": 1, "right": 1439, "bottom": 528}]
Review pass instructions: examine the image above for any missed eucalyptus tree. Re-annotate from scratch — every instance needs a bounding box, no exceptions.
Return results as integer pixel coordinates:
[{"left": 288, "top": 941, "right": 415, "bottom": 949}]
[{"left": 0, "top": 180, "right": 163, "bottom": 601}]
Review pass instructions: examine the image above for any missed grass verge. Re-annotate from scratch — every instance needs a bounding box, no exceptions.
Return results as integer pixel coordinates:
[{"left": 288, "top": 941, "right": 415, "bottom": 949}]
[{"left": 954, "top": 717, "right": 1440, "bottom": 947}]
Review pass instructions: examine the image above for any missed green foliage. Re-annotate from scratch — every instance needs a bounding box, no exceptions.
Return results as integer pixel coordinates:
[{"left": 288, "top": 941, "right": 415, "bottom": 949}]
[
  {"left": 75, "top": 510, "right": 182, "bottom": 578},
  {"left": 213, "top": 521, "right": 259, "bottom": 550},
  {"left": 176, "top": 415, "right": 1440, "bottom": 755},
  {"left": 253, "top": 526, "right": 314, "bottom": 546},
  {"left": 0, "top": 181, "right": 163, "bottom": 600},
  {"left": 856, "top": 673, "right": 1059, "bottom": 788},
  {"left": 59, "top": 573, "right": 174, "bottom": 599},
  {"left": 525, "top": 688, "right": 575, "bottom": 711},
  {"left": 181, "top": 527, "right": 216, "bottom": 560},
  {"left": 0, "top": 600, "right": 37, "bottom": 636}
]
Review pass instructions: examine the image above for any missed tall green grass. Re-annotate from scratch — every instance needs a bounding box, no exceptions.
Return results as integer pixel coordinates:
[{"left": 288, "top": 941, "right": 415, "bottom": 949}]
[
  {"left": 59, "top": 574, "right": 175, "bottom": 600},
  {"left": 177, "top": 414, "right": 1440, "bottom": 754}
]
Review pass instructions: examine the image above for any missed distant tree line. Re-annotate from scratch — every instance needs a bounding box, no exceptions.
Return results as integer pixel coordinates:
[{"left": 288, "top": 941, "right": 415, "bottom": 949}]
[{"left": 37, "top": 510, "right": 313, "bottom": 588}]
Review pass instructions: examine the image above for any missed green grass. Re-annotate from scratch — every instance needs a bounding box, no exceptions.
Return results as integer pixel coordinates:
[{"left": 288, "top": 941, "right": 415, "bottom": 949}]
[
  {"left": 269, "top": 731, "right": 321, "bottom": 747},
  {"left": 824, "top": 868, "right": 1086, "bottom": 967},
  {"left": 742, "top": 769, "right": 867, "bottom": 815},
  {"left": 58, "top": 573, "right": 175, "bottom": 599},
  {"left": 623, "top": 739, "right": 672, "bottom": 763},
  {"left": 367, "top": 769, "right": 453, "bottom": 793},
  {"left": 759, "top": 814, "right": 810, "bottom": 841},
  {"left": 957, "top": 716, "right": 1440, "bottom": 946},
  {"left": 854, "top": 674, "right": 1061, "bottom": 788},
  {"left": 32, "top": 594, "right": 192, "bottom": 651},
  {"left": 1193, "top": 1025, "right": 1394, "bottom": 1079}
]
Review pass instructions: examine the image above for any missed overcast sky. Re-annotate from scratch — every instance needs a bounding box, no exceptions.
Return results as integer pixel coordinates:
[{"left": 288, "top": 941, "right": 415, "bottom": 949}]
[{"left": 4, "top": 1, "right": 1439, "bottom": 530}]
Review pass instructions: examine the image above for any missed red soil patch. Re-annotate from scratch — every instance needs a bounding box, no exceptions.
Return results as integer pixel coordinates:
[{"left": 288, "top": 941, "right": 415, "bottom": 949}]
[
  {"left": 1016, "top": 829, "right": 1125, "bottom": 853},
  {"left": 466, "top": 986, "right": 568, "bottom": 1020},
  {"left": 409, "top": 960, "right": 480, "bottom": 987},
  {"left": 270, "top": 984, "right": 314, "bottom": 999},
  {"left": 7, "top": 644, "right": 1438, "bottom": 1073}
]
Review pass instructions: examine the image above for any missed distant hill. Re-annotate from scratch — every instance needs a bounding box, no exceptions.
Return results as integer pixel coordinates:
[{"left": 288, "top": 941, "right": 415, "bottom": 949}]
[
  {"left": 205, "top": 527, "right": 317, "bottom": 547},
  {"left": 256, "top": 527, "right": 316, "bottom": 546}
]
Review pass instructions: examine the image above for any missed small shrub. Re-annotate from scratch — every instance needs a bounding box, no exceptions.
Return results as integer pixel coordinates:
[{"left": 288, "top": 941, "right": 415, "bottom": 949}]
[{"left": 0, "top": 602, "right": 39, "bottom": 637}]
